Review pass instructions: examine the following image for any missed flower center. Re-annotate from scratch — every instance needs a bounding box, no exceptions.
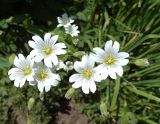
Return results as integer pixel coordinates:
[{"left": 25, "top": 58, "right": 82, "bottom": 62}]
[
  {"left": 37, "top": 70, "right": 48, "bottom": 81},
  {"left": 44, "top": 47, "right": 52, "bottom": 55},
  {"left": 23, "top": 67, "right": 32, "bottom": 75},
  {"left": 82, "top": 69, "right": 92, "bottom": 79},
  {"left": 104, "top": 55, "right": 115, "bottom": 65},
  {"left": 62, "top": 19, "right": 69, "bottom": 25}
]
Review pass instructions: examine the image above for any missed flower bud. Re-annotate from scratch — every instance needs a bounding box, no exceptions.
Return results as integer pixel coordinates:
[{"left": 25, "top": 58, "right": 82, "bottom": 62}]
[
  {"left": 73, "top": 38, "right": 79, "bottom": 45},
  {"left": 27, "top": 97, "right": 35, "bottom": 111},
  {"left": 64, "top": 61, "right": 74, "bottom": 72},
  {"left": 56, "top": 60, "right": 65, "bottom": 71},
  {"left": 135, "top": 59, "right": 149, "bottom": 67},
  {"left": 100, "top": 102, "right": 108, "bottom": 116},
  {"left": 65, "top": 88, "right": 75, "bottom": 99},
  {"left": 9, "top": 54, "right": 16, "bottom": 65},
  {"left": 39, "top": 92, "right": 44, "bottom": 101}
]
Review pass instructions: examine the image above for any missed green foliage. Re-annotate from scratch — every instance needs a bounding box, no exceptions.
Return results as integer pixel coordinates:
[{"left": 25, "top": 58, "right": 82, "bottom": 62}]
[{"left": 0, "top": 0, "right": 160, "bottom": 124}]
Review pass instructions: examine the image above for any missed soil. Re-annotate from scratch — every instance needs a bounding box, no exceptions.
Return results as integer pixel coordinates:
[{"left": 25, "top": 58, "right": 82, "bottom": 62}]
[
  {"left": 15, "top": 100, "right": 90, "bottom": 124},
  {"left": 56, "top": 101, "right": 90, "bottom": 124}
]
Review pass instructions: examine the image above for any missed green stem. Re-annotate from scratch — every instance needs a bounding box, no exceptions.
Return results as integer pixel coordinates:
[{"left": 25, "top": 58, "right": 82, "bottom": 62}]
[{"left": 110, "top": 77, "right": 120, "bottom": 111}]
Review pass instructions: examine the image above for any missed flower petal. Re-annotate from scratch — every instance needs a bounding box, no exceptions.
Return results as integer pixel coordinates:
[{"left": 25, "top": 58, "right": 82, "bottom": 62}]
[
  {"left": 72, "top": 79, "right": 82, "bottom": 88},
  {"left": 93, "top": 71, "right": 103, "bottom": 82},
  {"left": 54, "top": 43, "right": 66, "bottom": 49},
  {"left": 14, "top": 79, "right": 20, "bottom": 87},
  {"left": 32, "top": 35, "right": 44, "bottom": 43},
  {"left": 44, "top": 33, "right": 51, "bottom": 42},
  {"left": 27, "top": 76, "right": 34, "bottom": 81},
  {"left": 113, "top": 41, "right": 120, "bottom": 52},
  {"left": 19, "top": 78, "right": 26, "bottom": 88},
  {"left": 29, "top": 81, "right": 37, "bottom": 86},
  {"left": 44, "top": 57, "right": 52, "bottom": 68},
  {"left": 50, "top": 55, "right": 58, "bottom": 66},
  {"left": 52, "top": 73, "right": 61, "bottom": 81},
  {"left": 14, "top": 56, "right": 20, "bottom": 68},
  {"left": 108, "top": 67, "right": 117, "bottom": 79},
  {"left": 114, "top": 66, "right": 123, "bottom": 77},
  {"left": 37, "top": 82, "right": 44, "bottom": 92},
  {"left": 69, "top": 74, "right": 81, "bottom": 82},
  {"left": 50, "top": 35, "right": 59, "bottom": 45},
  {"left": 18, "top": 54, "right": 25, "bottom": 61},
  {"left": 82, "top": 80, "right": 89, "bottom": 94},
  {"left": 8, "top": 68, "right": 20, "bottom": 75},
  {"left": 44, "top": 82, "right": 51, "bottom": 92},
  {"left": 94, "top": 64, "right": 108, "bottom": 80},
  {"left": 28, "top": 40, "right": 37, "bottom": 49},
  {"left": 89, "top": 80, "right": 96, "bottom": 93},
  {"left": 118, "top": 52, "right": 129, "bottom": 59},
  {"left": 51, "top": 80, "right": 59, "bottom": 86},
  {"left": 93, "top": 47, "right": 105, "bottom": 56},
  {"left": 74, "top": 61, "right": 83, "bottom": 73},
  {"left": 116, "top": 59, "right": 129, "bottom": 66},
  {"left": 54, "top": 49, "right": 66, "bottom": 55},
  {"left": 105, "top": 40, "right": 113, "bottom": 51}
]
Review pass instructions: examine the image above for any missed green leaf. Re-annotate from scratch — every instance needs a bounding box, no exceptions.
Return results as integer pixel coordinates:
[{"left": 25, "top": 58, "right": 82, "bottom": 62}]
[
  {"left": 0, "top": 57, "right": 9, "bottom": 69},
  {"left": 127, "top": 84, "right": 160, "bottom": 102},
  {"left": 110, "top": 77, "right": 120, "bottom": 111}
]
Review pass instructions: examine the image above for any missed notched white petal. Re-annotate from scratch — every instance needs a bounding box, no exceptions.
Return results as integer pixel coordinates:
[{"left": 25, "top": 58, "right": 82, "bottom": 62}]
[
  {"left": 32, "top": 35, "right": 44, "bottom": 43},
  {"left": 50, "top": 35, "right": 59, "bottom": 44},
  {"left": 69, "top": 74, "right": 80, "bottom": 82},
  {"left": 44, "top": 58, "right": 52, "bottom": 68},
  {"left": 72, "top": 80, "right": 82, "bottom": 88},
  {"left": 113, "top": 41, "right": 120, "bottom": 52},
  {"left": 82, "top": 81, "right": 89, "bottom": 94},
  {"left": 44, "top": 33, "right": 51, "bottom": 42},
  {"left": 118, "top": 52, "right": 129, "bottom": 58},
  {"left": 28, "top": 40, "right": 36, "bottom": 49},
  {"left": 89, "top": 81, "right": 96, "bottom": 93},
  {"left": 105, "top": 40, "right": 113, "bottom": 51},
  {"left": 38, "top": 83, "right": 44, "bottom": 92}
]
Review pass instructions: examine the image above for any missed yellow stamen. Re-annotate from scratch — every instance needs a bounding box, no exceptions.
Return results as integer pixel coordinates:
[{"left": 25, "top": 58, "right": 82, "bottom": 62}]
[
  {"left": 63, "top": 19, "right": 69, "bottom": 25},
  {"left": 37, "top": 70, "right": 48, "bottom": 81},
  {"left": 44, "top": 47, "right": 52, "bottom": 55},
  {"left": 104, "top": 55, "right": 115, "bottom": 65},
  {"left": 23, "top": 67, "right": 32, "bottom": 75},
  {"left": 82, "top": 69, "right": 92, "bottom": 79}
]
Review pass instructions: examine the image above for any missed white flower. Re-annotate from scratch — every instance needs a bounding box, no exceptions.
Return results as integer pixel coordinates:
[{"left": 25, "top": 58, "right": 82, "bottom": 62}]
[
  {"left": 31, "top": 62, "right": 61, "bottom": 92},
  {"left": 69, "top": 54, "right": 102, "bottom": 94},
  {"left": 93, "top": 40, "right": 129, "bottom": 79},
  {"left": 8, "top": 54, "right": 34, "bottom": 87},
  {"left": 73, "top": 38, "right": 79, "bottom": 45},
  {"left": 56, "top": 60, "right": 73, "bottom": 71},
  {"left": 56, "top": 60, "right": 65, "bottom": 70},
  {"left": 57, "top": 13, "right": 74, "bottom": 28},
  {"left": 28, "top": 33, "right": 66, "bottom": 68},
  {"left": 64, "top": 61, "right": 74, "bottom": 72},
  {"left": 65, "top": 24, "right": 80, "bottom": 37}
]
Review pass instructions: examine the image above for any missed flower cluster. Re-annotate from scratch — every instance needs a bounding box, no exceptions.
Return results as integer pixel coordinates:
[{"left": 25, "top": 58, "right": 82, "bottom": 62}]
[
  {"left": 8, "top": 13, "right": 129, "bottom": 94},
  {"left": 57, "top": 13, "right": 80, "bottom": 37},
  {"left": 8, "top": 33, "right": 66, "bottom": 92},
  {"left": 69, "top": 41, "right": 129, "bottom": 94}
]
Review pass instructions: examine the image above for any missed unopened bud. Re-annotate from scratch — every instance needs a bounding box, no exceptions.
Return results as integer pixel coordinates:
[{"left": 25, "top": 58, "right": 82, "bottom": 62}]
[
  {"left": 64, "top": 61, "right": 74, "bottom": 72},
  {"left": 27, "top": 117, "right": 34, "bottom": 124},
  {"left": 73, "top": 39, "right": 79, "bottom": 45},
  {"left": 100, "top": 102, "right": 108, "bottom": 116},
  {"left": 65, "top": 88, "right": 75, "bottom": 99},
  {"left": 56, "top": 60, "right": 65, "bottom": 71},
  {"left": 39, "top": 92, "right": 44, "bottom": 101},
  {"left": 28, "top": 97, "right": 35, "bottom": 111},
  {"left": 9, "top": 54, "right": 16, "bottom": 65},
  {"left": 135, "top": 59, "right": 149, "bottom": 67}
]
